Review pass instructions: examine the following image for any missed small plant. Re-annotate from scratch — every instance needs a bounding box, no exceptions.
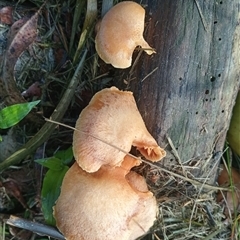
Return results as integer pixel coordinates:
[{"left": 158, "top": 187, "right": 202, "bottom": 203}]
[{"left": 35, "top": 147, "right": 73, "bottom": 225}]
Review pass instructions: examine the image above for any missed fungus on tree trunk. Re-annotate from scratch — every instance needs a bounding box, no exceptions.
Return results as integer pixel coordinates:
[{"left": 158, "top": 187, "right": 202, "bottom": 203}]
[
  {"left": 72, "top": 87, "right": 166, "bottom": 173},
  {"left": 54, "top": 87, "right": 165, "bottom": 239},
  {"left": 95, "top": 1, "right": 155, "bottom": 69},
  {"left": 54, "top": 156, "right": 158, "bottom": 240}
]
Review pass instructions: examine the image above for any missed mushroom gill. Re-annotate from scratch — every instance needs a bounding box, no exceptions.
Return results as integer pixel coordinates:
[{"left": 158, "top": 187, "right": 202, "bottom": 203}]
[{"left": 72, "top": 86, "right": 166, "bottom": 173}]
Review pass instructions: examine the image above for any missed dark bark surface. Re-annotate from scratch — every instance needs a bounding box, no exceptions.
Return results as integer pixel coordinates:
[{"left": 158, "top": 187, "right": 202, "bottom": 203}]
[{"left": 116, "top": 0, "right": 240, "bottom": 181}]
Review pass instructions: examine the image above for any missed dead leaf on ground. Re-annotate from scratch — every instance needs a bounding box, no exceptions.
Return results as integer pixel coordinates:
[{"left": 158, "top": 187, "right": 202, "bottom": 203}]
[
  {"left": 9, "top": 226, "right": 32, "bottom": 240},
  {"left": 0, "top": 6, "right": 14, "bottom": 25},
  {"left": 21, "top": 81, "right": 42, "bottom": 98},
  {"left": 6, "top": 17, "right": 29, "bottom": 47},
  {"left": 0, "top": 6, "right": 44, "bottom": 124},
  {"left": 217, "top": 164, "right": 240, "bottom": 216},
  {"left": 5, "top": 9, "right": 41, "bottom": 71},
  {"left": 0, "top": 179, "right": 29, "bottom": 210}
]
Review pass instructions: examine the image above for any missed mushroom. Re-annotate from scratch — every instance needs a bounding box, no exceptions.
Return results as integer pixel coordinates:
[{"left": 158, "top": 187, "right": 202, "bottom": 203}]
[
  {"left": 73, "top": 86, "right": 166, "bottom": 173},
  {"left": 53, "top": 155, "right": 158, "bottom": 240},
  {"left": 95, "top": 1, "right": 155, "bottom": 68}
]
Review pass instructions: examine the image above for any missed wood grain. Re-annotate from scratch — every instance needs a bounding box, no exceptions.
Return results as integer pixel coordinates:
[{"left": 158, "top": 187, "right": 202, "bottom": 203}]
[{"left": 115, "top": 0, "right": 240, "bottom": 181}]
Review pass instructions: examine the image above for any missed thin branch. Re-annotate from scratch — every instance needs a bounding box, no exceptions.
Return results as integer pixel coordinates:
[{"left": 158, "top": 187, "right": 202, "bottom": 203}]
[
  {"left": 44, "top": 118, "right": 228, "bottom": 192},
  {"left": 6, "top": 215, "right": 64, "bottom": 240}
]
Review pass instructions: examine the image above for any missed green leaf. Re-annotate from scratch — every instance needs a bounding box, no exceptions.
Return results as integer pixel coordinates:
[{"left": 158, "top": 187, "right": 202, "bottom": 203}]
[
  {"left": 54, "top": 147, "right": 73, "bottom": 165},
  {"left": 35, "top": 148, "right": 73, "bottom": 225},
  {"left": 35, "top": 157, "right": 64, "bottom": 171},
  {"left": 0, "top": 100, "right": 40, "bottom": 129},
  {"left": 41, "top": 166, "right": 69, "bottom": 225}
]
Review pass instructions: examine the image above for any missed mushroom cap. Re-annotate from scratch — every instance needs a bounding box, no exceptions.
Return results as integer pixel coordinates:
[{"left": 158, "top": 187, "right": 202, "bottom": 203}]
[
  {"left": 95, "top": 1, "right": 155, "bottom": 68},
  {"left": 73, "top": 87, "right": 166, "bottom": 173},
  {"left": 54, "top": 156, "right": 158, "bottom": 240}
]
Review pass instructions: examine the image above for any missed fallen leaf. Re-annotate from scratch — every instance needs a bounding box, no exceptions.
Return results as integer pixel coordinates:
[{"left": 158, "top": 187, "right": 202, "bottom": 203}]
[
  {"left": 225, "top": 185, "right": 240, "bottom": 213},
  {"left": 54, "top": 48, "right": 68, "bottom": 70},
  {"left": 217, "top": 165, "right": 240, "bottom": 216},
  {"left": 1, "top": 178, "right": 28, "bottom": 209},
  {"left": 6, "top": 9, "right": 41, "bottom": 71},
  {"left": 9, "top": 226, "right": 32, "bottom": 240},
  {"left": 7, "top": 17, "right": 29, "bottom": 47},
  {"left": 0, "top": 6, "right": 13, "bottom": 25},
  {"left": 21, "top": 82, "right": 42, "bottom": 98},
  {"left": 0, "top": 6, "right": 44, "bottom": 125}
]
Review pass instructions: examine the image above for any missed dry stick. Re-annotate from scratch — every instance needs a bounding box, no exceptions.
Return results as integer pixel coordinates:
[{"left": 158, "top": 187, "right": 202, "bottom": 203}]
[
  {"left": 166, "top": 135, "right": 188, "bottom": 178},
  {"left": 44, "top": 118, "right": 228, "bottom": 192},
  {"left": 0, "top": 50, "right": 87, "bottom": 172},
  {"left": 6, "top": 215, "right": 65, "bottom": 240},
  {"left": 188, "top": 154, "right": 220, "bottom": 231},
  {"left": 141, "top": 67, "right": 158, "bottom": 82},
  {"left": 194, "top": 0, "right": 209, "bottom": 32}
]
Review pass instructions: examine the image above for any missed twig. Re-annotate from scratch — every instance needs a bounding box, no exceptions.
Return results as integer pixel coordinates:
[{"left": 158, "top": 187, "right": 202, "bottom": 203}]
[
  {"left": 194, "top": 0, "right": 209, "bottom": 32},
  {"left": 166, "top": 135, "right": 188, "bottom": 177},
  {"left": 141, "top": 67, "right": 158, "bottom": 82},
  {"left": 44, "top": 118, "right": 228, "bottom": 192},
  {"left": 6, "top": 215, "right": 64, "bottom": 240},
  {"left": 188, "top": 149, "right": 221, "bottom": 230}
]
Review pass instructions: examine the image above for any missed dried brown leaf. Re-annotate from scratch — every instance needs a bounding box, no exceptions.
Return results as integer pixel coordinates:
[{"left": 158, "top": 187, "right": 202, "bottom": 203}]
[
  {"left": 217, "top": 165, "right": 240, "bottom": 216},
  {"left": 7, "top": 17, "right": 29, "bottom": 46},
  {"left": 21, "top": 81, "right": 42, "bottom": 98},
  {"left": 5, "top": 9, "right": 41, "bottom": 71},
  {"left": 1, "top": 179, "right": 28, "bottom": 209},
  {"left": 0, "top": 6, "right": 13, "bottom": 25},
  {"left": 218, "top": 165, "right": 240, "bottom": 187},
  {"left": 224, "top": 186, "right": 240, "bottom": 216},
  {"left": 0, "top": 6, "right": 43, "bottom": 125}
]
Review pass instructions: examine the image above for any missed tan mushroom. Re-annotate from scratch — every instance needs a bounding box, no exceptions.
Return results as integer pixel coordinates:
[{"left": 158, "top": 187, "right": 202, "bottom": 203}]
[
  {"left": 54, "top": 155, "right": 158, "bottom": 240},
  {"left": 95, "top": 1, "right": 155, "bottom": 68},
  {"left": 73, "top": 86, "right": 166, "bottom": 173}
]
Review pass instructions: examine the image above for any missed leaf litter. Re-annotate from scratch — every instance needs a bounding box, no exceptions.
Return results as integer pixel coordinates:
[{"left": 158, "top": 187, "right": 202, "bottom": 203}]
[{"left": 5, "top": 5, "right": 44, "bottom": 70}]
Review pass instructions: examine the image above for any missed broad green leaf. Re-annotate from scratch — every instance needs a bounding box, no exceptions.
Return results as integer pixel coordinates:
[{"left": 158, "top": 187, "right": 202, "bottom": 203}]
[
  {"left": 41, "top": 166, "right": 69, "bottom": 225},
  {"left": 54, "top": 147, "right": 73, "bottom": 165},
  {"left": 0, "top": 100, "right": 40, "bottom": 129},
  {"left": 35, "top": 148, "right": 73, "bottom": 225},
  {"left": 35, "top": 157, "right": 64, "bottom": 171}
]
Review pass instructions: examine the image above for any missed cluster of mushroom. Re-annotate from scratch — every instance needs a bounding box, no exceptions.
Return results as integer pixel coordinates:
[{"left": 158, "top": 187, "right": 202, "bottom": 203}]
[
  {"left": 53, "top": 87, "right": 166, "bottom": 240},
  {"left": 95, "top": 1, "right": 155, "bottom": 68}
]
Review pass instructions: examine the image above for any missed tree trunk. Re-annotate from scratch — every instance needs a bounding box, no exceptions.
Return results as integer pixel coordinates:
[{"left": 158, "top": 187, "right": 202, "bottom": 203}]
[{"left": 116, "top": 0, "right": 240, "bottom": 182}]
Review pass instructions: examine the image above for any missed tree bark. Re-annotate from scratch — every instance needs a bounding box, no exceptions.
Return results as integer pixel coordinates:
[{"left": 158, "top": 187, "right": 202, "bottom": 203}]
[{"left": 116, "top": 0, "right": 240, "bottom": 182}]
